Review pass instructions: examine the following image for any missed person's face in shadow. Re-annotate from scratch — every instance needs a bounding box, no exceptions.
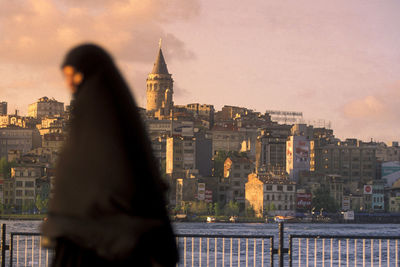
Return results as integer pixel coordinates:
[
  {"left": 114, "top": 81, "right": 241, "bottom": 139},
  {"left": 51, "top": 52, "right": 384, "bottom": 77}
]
[{"left": 63, "top": 65, "right": 83, "bottom": 94}]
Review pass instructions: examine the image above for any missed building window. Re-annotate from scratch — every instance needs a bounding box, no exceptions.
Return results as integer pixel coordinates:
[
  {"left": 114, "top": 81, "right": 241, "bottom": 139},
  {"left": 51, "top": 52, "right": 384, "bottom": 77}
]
[
  {"left": 25, "top": 181, "right": 34, "bottom": 187},
  {"left": 266, "top": 185, "right": 272, "bottom": 191},
  {"left": 277, "top": 185, "right": 283, "bottom": 191},
  {"left": 287, "top": 185, "right": 293, "bottom": 191},
  {"left": 266, "top": 195, "right": 270, "bottom": 200},
  {"left": 16, "top": 181, "right": 23, "bottom": 187}
]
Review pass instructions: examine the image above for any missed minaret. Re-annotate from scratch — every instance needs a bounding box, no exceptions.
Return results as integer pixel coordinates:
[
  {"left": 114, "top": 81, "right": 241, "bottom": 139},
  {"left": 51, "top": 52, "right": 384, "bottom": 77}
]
[{"left": 146, "top": 40, "right": 174, "bottom": 116}]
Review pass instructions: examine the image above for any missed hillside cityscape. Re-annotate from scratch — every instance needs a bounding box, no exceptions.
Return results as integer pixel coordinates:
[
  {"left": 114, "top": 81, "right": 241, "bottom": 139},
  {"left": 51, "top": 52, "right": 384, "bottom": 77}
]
[{"left": 1, "top": 45, "right": 400, "bottom": 222}]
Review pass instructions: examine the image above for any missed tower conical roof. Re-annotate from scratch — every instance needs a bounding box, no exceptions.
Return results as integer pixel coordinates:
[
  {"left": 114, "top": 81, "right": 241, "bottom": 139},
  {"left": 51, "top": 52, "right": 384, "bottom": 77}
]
[{"left": 151, "top": 48, "right": 170, "bottom": 75}]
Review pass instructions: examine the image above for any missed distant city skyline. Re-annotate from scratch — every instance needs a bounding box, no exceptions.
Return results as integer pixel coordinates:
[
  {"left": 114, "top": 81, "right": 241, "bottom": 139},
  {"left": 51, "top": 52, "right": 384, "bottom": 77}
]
[{"left": 1, "top": 0, "right": 400, "bottom": 142}]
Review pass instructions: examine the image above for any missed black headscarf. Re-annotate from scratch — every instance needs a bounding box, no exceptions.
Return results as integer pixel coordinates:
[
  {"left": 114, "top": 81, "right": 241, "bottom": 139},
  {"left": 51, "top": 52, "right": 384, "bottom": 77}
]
[{"left": 42, "top": 44, "right": 178, "bottom": 265}]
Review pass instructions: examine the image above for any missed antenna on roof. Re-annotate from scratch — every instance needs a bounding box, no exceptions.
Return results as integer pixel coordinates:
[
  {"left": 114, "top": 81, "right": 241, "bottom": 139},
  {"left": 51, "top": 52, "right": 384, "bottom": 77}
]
[{"left": 159, "top": 38, "right": 162, "bottom": 49}]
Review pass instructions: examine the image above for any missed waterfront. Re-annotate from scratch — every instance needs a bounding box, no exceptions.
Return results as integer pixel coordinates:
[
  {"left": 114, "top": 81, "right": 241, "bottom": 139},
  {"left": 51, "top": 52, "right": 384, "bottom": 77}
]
[
  {"left": 1, "top": 220, "right": 399, "bottom": 266},
  {"left": 174, "top": 222, "right": 400, "bottom": 238},
  {"left": 2, "top": 220, "right": 399, "bottom": 236}
]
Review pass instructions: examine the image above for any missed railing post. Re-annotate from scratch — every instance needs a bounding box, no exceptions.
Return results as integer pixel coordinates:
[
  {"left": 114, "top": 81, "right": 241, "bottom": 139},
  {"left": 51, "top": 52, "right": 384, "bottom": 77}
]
[
  {"left": 1, "top": 224, "right": 6, "bottom": 267},
  {"left": 288, "top": 235, "right": 292, "bottom": 267},
  {"left": 278, "top": 222, "right": 284, "bottom": 267},
  {"left": 270, "top": 237, "right": 274, "bottom": 267}
]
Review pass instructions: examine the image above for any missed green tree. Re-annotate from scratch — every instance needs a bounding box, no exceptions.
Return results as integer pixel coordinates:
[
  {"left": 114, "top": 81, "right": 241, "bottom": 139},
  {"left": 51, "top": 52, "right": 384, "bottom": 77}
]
[
  {"left": 0, "top": 198, "right": 4, "bottom": 215},
  {"left": 0, "top": 158, "right": 17, "bottom": 179},
  {"left": 207, "top": 203, "right": 214, "bottom": 215},
  {"left": 214, "top": 202, "right": 223, "bottom": 216},
  {"left": 312, "top": 188, "right": 339, "bottom": 213},
  {"left": 0, "top": 157, "right": 10, "bottom": 178},
  {"left": 224, "top": 201, "right": 240, "bottom": 216},
  {"left": 36, "top": 194, "right": 49, "bottom": 214},
  {"left": 182, "top": 202, "right": 190, "bottom": 214},
  {"left": 160, "top": 159, "right": 167, "bottom": 176},
  {"left": 189, "top": 201, "right": 208, "bottom": 215},
  {"left": 246, "top": 204, "right": 255, "bottom": 217},
  {"left": 212, "top": 151, "right": 247, "bottom": 177},
  {"left": 269, "top": 203, "right": 276, "bottom": 211},
  {"left": 212, "top": 151, "right": 228, "bottom": 177}
]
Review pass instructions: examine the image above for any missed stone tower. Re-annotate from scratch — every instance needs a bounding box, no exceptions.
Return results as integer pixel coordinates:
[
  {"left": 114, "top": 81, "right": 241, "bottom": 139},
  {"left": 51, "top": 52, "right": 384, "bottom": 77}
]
[{"left": 146, "top": 43, "right": 174, "bottom": 117}]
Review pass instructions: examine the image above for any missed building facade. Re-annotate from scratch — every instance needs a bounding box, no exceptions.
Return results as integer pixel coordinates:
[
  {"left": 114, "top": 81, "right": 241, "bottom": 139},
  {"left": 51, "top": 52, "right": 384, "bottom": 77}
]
[
  {"left": 255, "top": 125, "right": 291, "bottom": 173},
  {"left": 4, "top": 166, "right": 42, "bottom": 211},
  {"left": 166, "top": 136, "right": 196, "bottom": 177},
  {"left": 0, "top": 128, "right": 34, "bottom": 160},
  {"left": 0, "top": 115, "right": 26, "bottom": 128},
  {"left": 185, "top": 103, "right": 215, "bottom": 126},
  {"left": 245, "top": 172, "right": 296, "bottom": 217},
  {"left": 311, "top": 138, "right": 377, "bottom": 187},
  {"left": 0, "top": 102, "right": 7, "bottom": 116},
  {"left": 42, "top": 133, "right": 65, "bottom": 153},
  {"left": 220, "top": 156, "right": 253, "bottom": 210},
  {"left": 211, "top": 125, "right": 243, "bottom": 155},
  {"left": 28, "top": 97, "right": 64, "bottom": 118}
]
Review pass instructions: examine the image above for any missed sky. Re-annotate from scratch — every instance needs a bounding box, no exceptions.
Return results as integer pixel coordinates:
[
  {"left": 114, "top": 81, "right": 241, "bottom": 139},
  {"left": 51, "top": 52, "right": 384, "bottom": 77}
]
[{"left": 0, "top": 0, "right": 400, "bottom": 143}]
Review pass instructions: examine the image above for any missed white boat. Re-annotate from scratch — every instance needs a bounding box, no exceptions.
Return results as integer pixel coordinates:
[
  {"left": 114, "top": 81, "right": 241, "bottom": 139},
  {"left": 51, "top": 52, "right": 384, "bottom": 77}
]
[
  {"left": 229, "top": 216, "right": 238, "bottom": 223},
  {"left": 207, "top": 216, "right": 216, "bottom": 223}
]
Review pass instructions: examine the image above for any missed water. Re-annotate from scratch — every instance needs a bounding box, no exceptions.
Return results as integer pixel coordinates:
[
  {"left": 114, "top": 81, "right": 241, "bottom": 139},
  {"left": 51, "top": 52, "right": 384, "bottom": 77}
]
[
  {"left": 1, "top": 220, "right": 398, "bottom": 239},
  {"left": 174, "top": 222, "right": 400, "bottom": 237},
  {"left": 1, "top": 220, "right": 399, "bottom": 266}
]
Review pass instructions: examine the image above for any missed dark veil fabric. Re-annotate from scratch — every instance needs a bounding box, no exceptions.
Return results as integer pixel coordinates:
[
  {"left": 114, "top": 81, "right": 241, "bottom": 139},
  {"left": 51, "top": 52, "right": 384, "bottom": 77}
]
[{"left": 42, "top": 44, "right": 178, "bottom": 266}]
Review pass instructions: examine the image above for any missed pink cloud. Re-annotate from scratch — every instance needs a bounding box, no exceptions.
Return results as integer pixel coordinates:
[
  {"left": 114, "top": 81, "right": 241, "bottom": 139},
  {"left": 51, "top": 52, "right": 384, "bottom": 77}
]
[
  {"left": 0, "top": 0, "right": 199, "bottom": 114},
  {"left": 343, "top": 95, "right": 387, "bottom": 119},
  {"left": 0, "top": 0, "right": 199, "bottom": 66},
  {"left": 336, "top": 81, "right": 400, "bottom": 141}
]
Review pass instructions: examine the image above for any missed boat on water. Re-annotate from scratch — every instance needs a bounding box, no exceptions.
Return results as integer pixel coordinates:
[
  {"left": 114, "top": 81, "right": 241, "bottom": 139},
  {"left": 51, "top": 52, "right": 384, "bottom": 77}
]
[
  {"left": 174, "top": 214, "right": 187, "bottom": 222},
  {"left": 207, "top": 216, "right": 216, "bottom": 223},
  {"left": 229, "top": 216, "right": 238, "bottom": 223},
  {"left": 273, "top": 215, "right": 296, "bottom": 223}
]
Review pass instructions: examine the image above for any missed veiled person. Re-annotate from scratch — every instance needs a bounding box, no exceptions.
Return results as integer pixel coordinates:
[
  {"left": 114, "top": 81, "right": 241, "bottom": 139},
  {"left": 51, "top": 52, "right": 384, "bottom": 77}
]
[{"left": 42, "top": 44, "right": 178, "bottom": 267}]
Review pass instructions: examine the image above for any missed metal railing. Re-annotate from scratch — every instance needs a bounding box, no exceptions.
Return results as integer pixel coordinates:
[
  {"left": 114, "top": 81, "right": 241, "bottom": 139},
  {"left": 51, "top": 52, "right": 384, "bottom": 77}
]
[
  {"left": 175, "top": 234, "right": 275, "bottom": 267},
  {"left": 0, "top": 223, "right": 399, "bottom": 266},
  {"left": 9, "top": 233, "right": 53, "bottom": 267},
  {"left": 288, "top": 235, "right": 400, "bottom": 267}
]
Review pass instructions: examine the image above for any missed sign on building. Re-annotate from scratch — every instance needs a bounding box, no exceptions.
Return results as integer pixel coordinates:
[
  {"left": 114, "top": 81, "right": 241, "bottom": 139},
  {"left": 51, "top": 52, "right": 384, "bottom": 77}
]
[
  {"left": 205, "top": 190, "right": 213, "bottom": 203},
  {"left": 364, "top": 185, "right": 373, "bottom": 194},
  {"left": 342, "top": 196, "right": 350, "bottom": 211},
  {"left": 286, "top": 136, "right": 310, "bottom": 181},
  {"left": 296, "top": 193, "right": 312, "bottom": 209},
  {"left": 198, "top": 183, "right": 205, "bottom": 201},
  {"left": 343, "top": 210, "right": 354, "bottom": 220}
]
